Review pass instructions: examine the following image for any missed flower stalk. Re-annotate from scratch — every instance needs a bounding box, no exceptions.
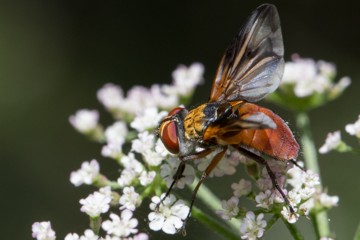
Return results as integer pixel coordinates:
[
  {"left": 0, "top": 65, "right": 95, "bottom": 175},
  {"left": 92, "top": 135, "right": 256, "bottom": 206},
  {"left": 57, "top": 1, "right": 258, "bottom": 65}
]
[
  {"left": 295, "top": 111, "right": 330, "bottom": 238},
  {"left": 89, "top": 216, "right": 102, "bottom": 235},
  {"left": 191, "top": 206, "right": 240, "bottom": 240},
  {"left": 282, "top": 217, "right": 304, "bottom": 240}
]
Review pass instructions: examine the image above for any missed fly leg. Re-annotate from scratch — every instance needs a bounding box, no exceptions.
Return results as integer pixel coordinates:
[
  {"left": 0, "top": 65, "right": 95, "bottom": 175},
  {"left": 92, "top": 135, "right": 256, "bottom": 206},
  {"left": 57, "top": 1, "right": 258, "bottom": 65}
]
[
  {"left": 180, "top": 146, "right": 228, "bottom": 236},
  {"left": 236, "top": 147, "right": 295, "bottom": 214},
  {"left": 290, "top": 159, "right": 305, "bottom": 171},
  {"left": 156, "top": 148, "right": 214, "bottom": 210}
]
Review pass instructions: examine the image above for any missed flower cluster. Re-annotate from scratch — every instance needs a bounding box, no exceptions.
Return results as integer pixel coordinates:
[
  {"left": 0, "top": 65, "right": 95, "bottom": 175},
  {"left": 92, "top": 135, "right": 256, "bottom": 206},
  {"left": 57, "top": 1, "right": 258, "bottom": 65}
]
[
  {"left": 32, "top": 56, "right": 346, "bottom": 240},
  {"left": 32, "top": 221, "right": 56, "bottom": 240},
  {"left": 267, "top": 54, "right": 351, "bottom": 111},
  {"left": 32, "top": 63, "right": 204, "bottom": 240},
  {"left": 319, "top": 114, "right": 360, "bottom": 154},
  {"left": 215, "top": 159, "right": 338, "bottom": 238}
]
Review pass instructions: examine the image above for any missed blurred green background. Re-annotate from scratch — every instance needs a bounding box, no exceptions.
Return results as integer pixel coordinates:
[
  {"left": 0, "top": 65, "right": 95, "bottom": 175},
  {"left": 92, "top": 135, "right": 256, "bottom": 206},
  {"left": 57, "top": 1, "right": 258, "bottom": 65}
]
[{"left": 1, "top": 0, "right": 359, "bottom": 239}]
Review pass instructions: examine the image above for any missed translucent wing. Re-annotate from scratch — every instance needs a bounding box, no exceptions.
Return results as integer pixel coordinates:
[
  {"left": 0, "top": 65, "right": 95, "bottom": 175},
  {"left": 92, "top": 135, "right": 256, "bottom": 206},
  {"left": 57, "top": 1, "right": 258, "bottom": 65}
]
[
  {"left": 209, "top": 4, "right": 284, "bottom": 103},
  {"left": 202, "top": 110, "right": 278, "bottom": 144}
]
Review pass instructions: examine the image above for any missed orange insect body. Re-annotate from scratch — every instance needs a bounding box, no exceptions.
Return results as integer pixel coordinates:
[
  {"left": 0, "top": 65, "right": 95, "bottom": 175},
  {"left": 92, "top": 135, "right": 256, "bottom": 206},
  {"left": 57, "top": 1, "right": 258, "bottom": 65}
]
[{"left": 202, "top": 102, "right": 299, "bottom": 160}]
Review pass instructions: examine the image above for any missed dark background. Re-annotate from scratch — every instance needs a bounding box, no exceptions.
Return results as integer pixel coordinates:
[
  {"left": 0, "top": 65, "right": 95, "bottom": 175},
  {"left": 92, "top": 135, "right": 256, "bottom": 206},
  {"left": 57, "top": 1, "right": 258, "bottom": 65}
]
[{"left": 1, "top": 0, "right": 359, "bottom": 239}]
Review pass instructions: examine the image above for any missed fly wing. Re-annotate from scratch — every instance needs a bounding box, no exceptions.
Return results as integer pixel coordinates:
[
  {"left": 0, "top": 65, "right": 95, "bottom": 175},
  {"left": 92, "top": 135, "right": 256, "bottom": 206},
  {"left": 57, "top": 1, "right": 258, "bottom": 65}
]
[
  {"left": 209, "top": 4, "right": 284, "bottom": 103},
  {"left": 202, "top": 110, "right": 277, "bottom": 144},
  {"left": 218, "top": 111, "right": 276, "bottom": 132}
]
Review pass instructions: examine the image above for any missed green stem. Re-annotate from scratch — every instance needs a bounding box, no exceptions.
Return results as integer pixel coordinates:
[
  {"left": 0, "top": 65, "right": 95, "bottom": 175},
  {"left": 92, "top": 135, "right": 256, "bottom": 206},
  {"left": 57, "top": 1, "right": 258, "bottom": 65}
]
[
  {"left": 94, "top": 174, "right": 121, "bottom": 189},
  {"left": 191, "top": 207, "right": 240, "bottom": 240},
  {"left": 353, "top": 222, "right": 360, "bottom": 240},
  {"left": 89, "top": 216, "right": 102, "bottom": 235},
  {"left": 265, "top": 214, "right": 280, "bottom": 231},
  {"left": 282, "top": 218, "right": 304, "bottom": 240},
  {"left": 295, "top": 112, "right": 330, "bottom": 238},
  {"left": 295, "top": 112, "right": 319, "bottom": 173}
]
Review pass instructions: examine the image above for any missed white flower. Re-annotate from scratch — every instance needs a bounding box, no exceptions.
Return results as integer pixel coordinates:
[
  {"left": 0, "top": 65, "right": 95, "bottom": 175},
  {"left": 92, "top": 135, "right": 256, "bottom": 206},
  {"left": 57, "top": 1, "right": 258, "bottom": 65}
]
[
  {"left": 116, "top": 154, "right": 144, "bottom": 186},
  {"left": 283, "top": 56, "right": 317, "bottom": 85},
  {"left": 69, "top": 109, "right": 99, "bottom": 133},
  {"left": 150, "top": 84, "right": 179, "bottom": 109},
  {"left": 345, "top": 115, "right": 360, "bottom": 137},
  {"left": 239, "top": 212, "right": 267, "bottom": 240},
  {"left": 297, "top": 186, "right": 316, "bottom": 200},
  {"left": 100, "top": 236, "right": 120, "bottom": 240},
  {"left": 287, "top": 164, "right": 304, "bottom": 188},
  {"left": 131, "top": 107, "right": 167, "bottom": 132},
  {"left": 123, "top": 86, "right": 155, "bottom": 116},
  {"left": 318, "top": 192, "right": 339, "bottom": 208},
  {"left": 318, "top": 60, "right": 336, "bottom": 78},
  {"left": 65, "top": 233, "right": 80, "bottom": 240},
  {"left": 120, "top": 153, "right": 144, "bottom": 174},
  {"left": 131, "top": 132, "right": 164, "bottom": 166},
  {"left": 131, "top": 131, "right": 155, "bottom": 154},
  {"left": 302, "top": 170, "right": 320, "bottom": 188},
  {"left": 99, "top": 84, "right": 168, "bottom": 118},
  {"left": 196, "top": 149, "right": 239, "bottom": 177},
  {"left": 101, "top": 143, "right": 123, "bottom": 159},
  {"left": 97, "top": 83, "right": 124, "bottom": 110},
  {"left": 281, "top": 206, "right": 299, "bottom": 224},
  {"left": 32, "top": 221, "right": 56, "bottom": 240},
  {"left": 148, "top": 194, "right": 189, "bottom": 234},
  {"left": 332, "top": 76, "right": 351, "bottom": 95},
  {"left": 216, "top": 196, "right": 239, "bottom": 220},
  {"left": 155, "top": 139, "right": 170, "bottom": 157},
  {"left": 127, "top": 233, "right": 149, "bottom": 240},
  {"left": 255, "top": 190, "right": 274, "bottom": 209},
  {"left": 171, "top": 63, "right": 204, "bottom": 96},
  {"left": 139, "top": 171, "right": 156, "bottom": 186},
  {"left": 79, "top": 229, "right": 98, "bottom": 240},
  {"left": 70, "top": 159, "right": 100, "bottom": 187},
  {"left": 142, "top": 150, "right": 164, "bottom": 167},
  {"left": 319, "top": 131, "right": 342, "bottom": 154},
  {"left": 105, "top": 121, "right": 128, "bottom": 146},
  {"left": 299, "top": 198, "right": 314, "bottom": 216},
  {"left": 282, "top": 55, "right": 350, "bottom": 98},
  {"left": 267, "top": 189, "right": 285, "bottom": 204},
  {"left": 287, "top": 189, "right": 302, "bottom": 206},
  {"left": 287, "top": 167, "right": 319, "bottom": 201},
  {"left": 231, "top": 179, "right": 252, "bottom": 197},
  {"left": 119, "top": 186, "right": 141, "bottom": 211},
  {"left": 160, "top": 157, "right": 195, "bottom": 189},
  {"left": 80, "top": 187, "right": 112, "bottom": 217},
  {"left": 117, "top": 168, "right": 137, "bottom": 187},
  {"left": 102, "top": 210, "right": 138, "bottom": 237},
  {"left": 282, "top": 56, "right": 331, "bottom": 97}
]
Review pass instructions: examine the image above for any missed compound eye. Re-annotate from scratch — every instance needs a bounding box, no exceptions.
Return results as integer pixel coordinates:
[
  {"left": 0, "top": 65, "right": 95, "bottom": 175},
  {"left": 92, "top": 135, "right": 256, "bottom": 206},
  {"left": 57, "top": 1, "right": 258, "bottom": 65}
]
[
  {"left": 159, "top": 120, "right": 179, "bottom": 154},
  {"left": 158, "top": 107, "right": 184, "bottom": 154},
  {"left": 168, "top": 106, "right": 184, "bottom": 116}
]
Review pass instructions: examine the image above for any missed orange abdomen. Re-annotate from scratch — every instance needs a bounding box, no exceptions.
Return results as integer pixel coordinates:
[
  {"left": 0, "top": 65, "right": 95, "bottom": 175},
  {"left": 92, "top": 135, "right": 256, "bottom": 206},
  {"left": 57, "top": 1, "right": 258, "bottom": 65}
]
[
  {"left": 237, "top": 104, "right": 298, "bottom": 160},
  {"left": 204, "top": 102, "right": 299, "bottom": 161}
]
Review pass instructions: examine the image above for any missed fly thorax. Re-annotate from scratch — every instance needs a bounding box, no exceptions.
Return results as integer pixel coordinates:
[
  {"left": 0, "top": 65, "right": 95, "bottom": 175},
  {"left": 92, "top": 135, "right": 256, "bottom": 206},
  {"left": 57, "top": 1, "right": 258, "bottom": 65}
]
[{"left": 183, "top": 102, "right": 232, "bottom": 140}]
